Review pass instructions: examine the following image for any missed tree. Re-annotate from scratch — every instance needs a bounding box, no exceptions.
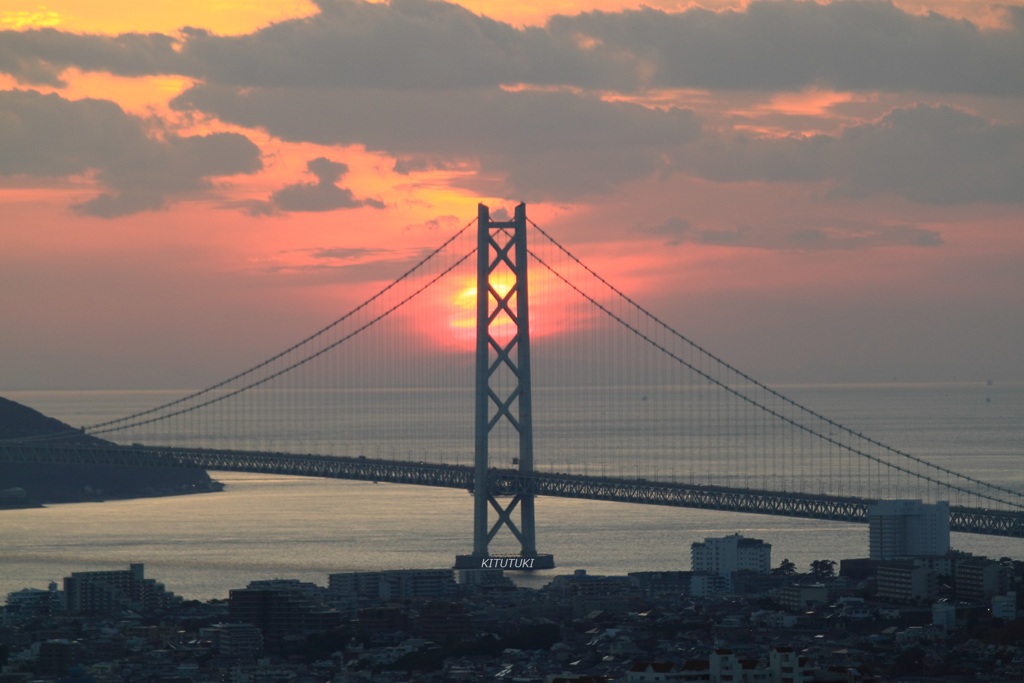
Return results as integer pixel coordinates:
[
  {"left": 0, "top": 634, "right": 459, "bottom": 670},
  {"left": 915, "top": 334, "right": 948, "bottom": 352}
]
[
  {"left": 772, "top": 558, "right": 797, "bottom": 576},
  {"left": 810, "top": 559, "right": 836, "bottom": 579}
]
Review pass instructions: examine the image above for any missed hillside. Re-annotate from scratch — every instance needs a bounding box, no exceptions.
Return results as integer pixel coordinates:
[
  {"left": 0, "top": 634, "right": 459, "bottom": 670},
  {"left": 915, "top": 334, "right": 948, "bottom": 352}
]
[{"left": 0, "top": 396, "right": 220, "bottom": 507}]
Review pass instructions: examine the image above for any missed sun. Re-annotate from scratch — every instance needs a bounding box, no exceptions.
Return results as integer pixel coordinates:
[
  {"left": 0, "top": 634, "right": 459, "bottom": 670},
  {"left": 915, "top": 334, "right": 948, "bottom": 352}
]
[
  {"left": 445, "top": 276, "right": 517, "bottom": 350},
  {"left": 426, "top": 268, "right": 573, "bottom": 354}
]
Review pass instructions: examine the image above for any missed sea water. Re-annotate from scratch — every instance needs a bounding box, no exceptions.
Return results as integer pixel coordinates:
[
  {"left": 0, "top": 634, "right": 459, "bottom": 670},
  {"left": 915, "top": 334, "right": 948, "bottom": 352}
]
[{"left": 2, "top": 382, "right": 1022, "bottom": 600}]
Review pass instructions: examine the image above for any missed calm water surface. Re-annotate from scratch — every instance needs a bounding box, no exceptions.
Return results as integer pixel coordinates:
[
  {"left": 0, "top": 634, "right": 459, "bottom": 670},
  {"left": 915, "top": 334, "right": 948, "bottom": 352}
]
[{"left": 2, "top": 382, "right": 1022, "bottom": 599}]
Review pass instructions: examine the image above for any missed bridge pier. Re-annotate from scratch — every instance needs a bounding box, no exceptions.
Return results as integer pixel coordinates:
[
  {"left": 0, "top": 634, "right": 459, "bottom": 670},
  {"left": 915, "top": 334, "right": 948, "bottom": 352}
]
[{"left": 455, "top": 202, "right": 554, "bottom": 571}]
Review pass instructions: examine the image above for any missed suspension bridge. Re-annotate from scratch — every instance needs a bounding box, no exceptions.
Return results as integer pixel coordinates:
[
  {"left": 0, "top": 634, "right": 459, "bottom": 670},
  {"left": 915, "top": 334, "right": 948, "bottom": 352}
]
[{"left": 2, "top": 203, "right": 1023, "bottom": 569}]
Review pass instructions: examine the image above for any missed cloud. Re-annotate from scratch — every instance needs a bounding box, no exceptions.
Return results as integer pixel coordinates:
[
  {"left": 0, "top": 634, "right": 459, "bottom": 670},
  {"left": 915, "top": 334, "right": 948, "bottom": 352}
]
[
  {"left": 639, "top": 216, "right": 692, "bottom": 246},
  {"left": 392, "top": 156, "right": 462, "bottom": 175},
  {"left": 675, "top": 104, "right": 1024, "bottom": 205},
  {"left": 830, "top": 104, "right": 1024, "bottom": 204},
  {"left": 783, "top": 222, "right": 943, "bottom": 249},
  {"left": 0, "top": 89, "right": 140, "bottom": 175},
  {"left": 5, "top": 1, "right": 1024, "bottom": 96},
  {"left": 160, "top": 1, "right": 1021, "bottom": 203},
  {"left": 180, "top": 1, "right": 1024, "bottom": 96},
  {"left": 312, "top": 247, "right": 389, "bottom": 260},
  {"left": 552, "top": 0, "right": 1024, "bottom": 95},
  {"left": 267, "top": 156, "right": 385, "bottom": 212},
  {"left": 257, "top": 244, "right": 438, "bottom": 285},
  {"left": 0, "top": 89, "right": 262, "bottom": 216},
  {"left": 4, "top": 1, "right": 1024, "bottom": 207},
  {"left": 172, "top": 84, "right": 701, "bottom": 199},
  {"left": 414, "top": 215, "right": 462, "bottom": 232},
  {"left": 176, "top": 0, "right": 637, "bottom": 91},
  {"left": 0, "top": 28, "right": 182, "bottom": 86},
  {"left": 636, "top": 215, "right": 942, "bottom": 250}
]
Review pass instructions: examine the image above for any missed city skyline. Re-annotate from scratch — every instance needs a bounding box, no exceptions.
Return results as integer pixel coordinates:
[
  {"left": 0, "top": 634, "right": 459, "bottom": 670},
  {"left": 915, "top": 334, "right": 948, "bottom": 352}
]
[{"left": 2, "top": 0, "right": 1023, "bottom": 391}]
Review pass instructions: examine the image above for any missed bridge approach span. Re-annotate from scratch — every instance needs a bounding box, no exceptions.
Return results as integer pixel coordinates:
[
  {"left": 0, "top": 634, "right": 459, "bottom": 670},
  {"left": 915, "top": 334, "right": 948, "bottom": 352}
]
[{"left": 3, "top": 442, "right": 1022, "bottom": 539}]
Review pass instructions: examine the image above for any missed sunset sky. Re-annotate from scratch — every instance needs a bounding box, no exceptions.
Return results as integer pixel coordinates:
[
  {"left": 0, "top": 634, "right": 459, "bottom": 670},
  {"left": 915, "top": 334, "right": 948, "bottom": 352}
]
[{"left": 2, "top": 0, "right": 1023, "bottom": 390}]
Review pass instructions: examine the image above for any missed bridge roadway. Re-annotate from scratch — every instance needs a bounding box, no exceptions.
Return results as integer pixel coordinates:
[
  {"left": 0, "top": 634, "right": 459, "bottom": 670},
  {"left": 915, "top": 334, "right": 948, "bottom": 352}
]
[{"left": 3, "top": 442, "right": 1023, "bottom": 538}]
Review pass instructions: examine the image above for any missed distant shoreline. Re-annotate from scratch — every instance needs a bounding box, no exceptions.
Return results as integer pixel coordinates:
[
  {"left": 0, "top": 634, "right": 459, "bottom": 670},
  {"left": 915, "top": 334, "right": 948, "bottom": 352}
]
[
  {"left": 0, "top": 480, "right": 224, "bottom": 510},
  {"left": 0, "top": 395, "right": 221, "bottom": 508}
]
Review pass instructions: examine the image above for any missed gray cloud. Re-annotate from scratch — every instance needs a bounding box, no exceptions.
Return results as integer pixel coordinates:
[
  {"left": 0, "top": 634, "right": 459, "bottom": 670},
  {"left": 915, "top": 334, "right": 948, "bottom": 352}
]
[
  {"left": 176, "top": 0, "right": 1024, "bottom": 96},
  {"left": 268, "top": 156, "right": 385, "bottom": 212},
  {"left": 176, "top": 0, "right": 637, "bottom": 91},
  {"left": 0, "top": 29, "right": 182, "bottom": 86},
  {"left": 392, "top": 156, "right": 462, "bottom": 175},
  {"left": 0, "top": 89, "right": 262, "bottom": 216},
  {"left": 172, "top": 84, "right": 701, "bottom": 199},
  {"left": 830, "top": 104, "right": 1024, "bottom": 204},
  {"left": 787, "top": 223, "right": 943, "bottom": 249},
  {"left": 639, "top": 216, "right": 692, "bottom": 246},
  {"left": 676, "top": 104, "right": 1024, "bottom": 205},
  {"left": 313, "top": 247, "right": 388, "bottom": 260},
  {"left": 7, "top": 1, "right": 1021, "bottom": 96},
  {"left": 637, "top": 215, "right": 942, "bottom": 250},
  {"left": 162, "top": 1, "right": 1023, "bottom": 204},
  {"left": 552, "top": 0, "right": 1024, "bottom": 95},
  {"left": 697, "top": 226, "right": 755, "bottom": 247},
  {"left": 415, "top": 215, "right": 462, "bottom": 232},
  {"left": 0, "top": 89, "right": 141, "bottom": 175},
  {"left": 4, "top": 1, "right": 1024, "bottom": 208},
  {"left": 258, "top": 245, "right": 437, "bottom": 285}
]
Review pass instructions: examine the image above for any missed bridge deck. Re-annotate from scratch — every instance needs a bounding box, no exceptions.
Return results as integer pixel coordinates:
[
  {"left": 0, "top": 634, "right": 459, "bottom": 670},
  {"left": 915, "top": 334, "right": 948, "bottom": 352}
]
[{"left": 3, "top": 442, "right": 1021, "bottom": 538}]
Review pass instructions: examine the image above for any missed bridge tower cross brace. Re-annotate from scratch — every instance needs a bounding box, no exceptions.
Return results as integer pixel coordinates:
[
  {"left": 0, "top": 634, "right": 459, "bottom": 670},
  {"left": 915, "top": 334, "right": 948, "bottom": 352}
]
[{"left": 457, "top": 202, "right": 553, "bottom": 570}]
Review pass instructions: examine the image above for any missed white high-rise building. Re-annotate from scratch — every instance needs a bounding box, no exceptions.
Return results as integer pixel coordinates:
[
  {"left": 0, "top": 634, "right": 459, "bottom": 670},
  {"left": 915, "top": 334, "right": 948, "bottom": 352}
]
[
  {"left": 691, "top": 533, "right": 771, "bottom": 581},
  {"left": 868, "top": 499, "right": 950, "bottom": 560}
]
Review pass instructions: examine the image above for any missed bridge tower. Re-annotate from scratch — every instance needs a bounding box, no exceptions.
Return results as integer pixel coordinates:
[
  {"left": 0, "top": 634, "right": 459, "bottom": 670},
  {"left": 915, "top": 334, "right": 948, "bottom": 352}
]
[{"left": 455, "top": 203, "right": 554, "bottom": 571}]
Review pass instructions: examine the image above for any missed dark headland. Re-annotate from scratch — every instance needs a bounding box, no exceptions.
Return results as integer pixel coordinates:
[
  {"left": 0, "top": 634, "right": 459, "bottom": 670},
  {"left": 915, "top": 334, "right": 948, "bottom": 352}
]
[{"left": 0, "top": 396, "right": 220, "bottom": 508}]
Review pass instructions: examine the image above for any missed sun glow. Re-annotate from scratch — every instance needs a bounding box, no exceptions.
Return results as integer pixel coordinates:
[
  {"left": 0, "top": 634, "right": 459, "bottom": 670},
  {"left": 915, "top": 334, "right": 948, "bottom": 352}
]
[
  {"left": 2, "top": 0, "right": 318, "bottom": 35},
  {"left": 447, "top": 283, "right": 478, "bottom": 349},
  {"left": 426, "top": 265, "right": 573, "bottom": 353},
  {"left": 445, "top": 275, "right": 516, "bottom": 349},
  {"left": 1, "top": 7, "right": 60, "bottom": 29}
]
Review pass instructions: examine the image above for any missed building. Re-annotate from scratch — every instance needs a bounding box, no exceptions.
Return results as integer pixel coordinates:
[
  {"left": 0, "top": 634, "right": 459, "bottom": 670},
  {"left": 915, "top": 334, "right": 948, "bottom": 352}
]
[
  {"left": 932, "top": 602, "right": 956, "bottom": 632},
  {"left": 63, "top": 563, "right": 181, "bottom": 615},
  {"left": 228, "top": 579, "right": 341, "bottom": 650},
  {"left": 955, "top": 557, "right": 1011, "bottom": 602},
  {"left": 709, "top": 649, "right": 773, "bottom": 682},
  {"left": 329, "top": 569, "right": 455, "bottom": 601},
  {"left": 731, "top": 570, "right": 786, "bottom": 596},
  {"left": 626, "top": 661, "right": 683, "bottom": 682},
  {"left": 328, "top": 569, "right": 457, "bottom": 619},
  {"left": 774, "top": 584, "right": 828, "bottom": 612},
  {"left": 198, "top": 622, "right": 263, "bottom": 658},
  {"left": 35, "top": 639, "right": 82, "bottom": 678},
  {"left": 627, "top": 654, "right": 782, "bottom": 683},
  {"left": 628, "top": 571, "right": 693, "bottom": 598},
  {"left": 413, "top": 600, "right": 475, "bottom": 641},
  {"left": 4, "top": 583, "right": 62, "bottom": 623},
  {"left": 867, "top": 500, "right": 949, "bottom": 560},
  {"left": 769, "top": 646, "right": 815, "bottom": 683},
  {"left": 691, "top": 534, "right": 771, "bottom": 590},
  {"left": 992, "top": 591, "right": 1018, "bottom": 621},
  {"left": 356, "top": 605, "right": 412, "bottom": 646},
  {"left": 545, "top": 569, "right": 639, "bottom": 617},
  {"left": 876, "top": 560, "right": 937, "bottom": 604},
  {"left": 690, "top": 572, "right": 730, "bottom": 599}
]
